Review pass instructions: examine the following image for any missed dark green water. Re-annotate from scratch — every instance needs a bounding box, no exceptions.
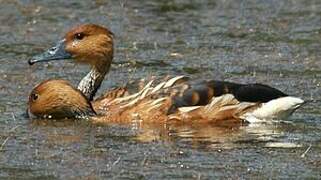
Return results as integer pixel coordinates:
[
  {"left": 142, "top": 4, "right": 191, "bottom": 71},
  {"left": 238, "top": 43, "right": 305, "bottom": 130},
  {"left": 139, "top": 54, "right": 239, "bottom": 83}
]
[{"left": 0, "top": 0, "right": 320, "bottom": 179}]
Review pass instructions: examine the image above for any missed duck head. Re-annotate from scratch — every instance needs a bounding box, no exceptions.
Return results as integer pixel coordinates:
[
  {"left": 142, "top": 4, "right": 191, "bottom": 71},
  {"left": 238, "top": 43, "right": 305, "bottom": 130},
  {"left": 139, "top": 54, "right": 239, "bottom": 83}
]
[
  {"left": 28, "top": 24, "right": 114, "bottom": 70},
  {"left": 28, "top": 79, "right": 95, "bottom": 119},
  {"left": 28, "top": 24, "right": 114, "bottom": 101}
]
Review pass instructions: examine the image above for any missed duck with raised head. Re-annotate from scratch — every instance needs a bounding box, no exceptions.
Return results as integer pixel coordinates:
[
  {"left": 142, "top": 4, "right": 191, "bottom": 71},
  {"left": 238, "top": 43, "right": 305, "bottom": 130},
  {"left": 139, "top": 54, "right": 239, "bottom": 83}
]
[
  {"left": 29, "top": 24, "right": 114, "bottom": 101},
  {"left": 28, "top": 24, "right": 305, "bottom": 123}
]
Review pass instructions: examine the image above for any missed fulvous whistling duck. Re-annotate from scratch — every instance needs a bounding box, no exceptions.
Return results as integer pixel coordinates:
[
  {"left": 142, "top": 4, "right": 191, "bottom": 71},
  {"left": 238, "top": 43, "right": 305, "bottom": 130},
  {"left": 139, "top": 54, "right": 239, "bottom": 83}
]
[{"left": 27, "top": 24, "right": 305, "bottom": 123}]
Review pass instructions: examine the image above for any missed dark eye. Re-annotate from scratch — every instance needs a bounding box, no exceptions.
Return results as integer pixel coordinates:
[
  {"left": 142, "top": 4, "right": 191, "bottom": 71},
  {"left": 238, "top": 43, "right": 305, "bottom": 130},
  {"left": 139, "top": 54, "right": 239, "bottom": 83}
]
[
  {"left": 31, "top": 93, "right": 38, "bottom": 101},
  {"left": 74, "top": 33, "right": 84, "bottom": 40}
]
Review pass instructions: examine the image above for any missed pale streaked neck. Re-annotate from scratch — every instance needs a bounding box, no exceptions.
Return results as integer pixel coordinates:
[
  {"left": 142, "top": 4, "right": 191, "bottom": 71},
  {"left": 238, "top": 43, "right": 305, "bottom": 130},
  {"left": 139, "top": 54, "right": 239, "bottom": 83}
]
[{"left": 78, "top": 63, "right": 110, "bottom": 101}]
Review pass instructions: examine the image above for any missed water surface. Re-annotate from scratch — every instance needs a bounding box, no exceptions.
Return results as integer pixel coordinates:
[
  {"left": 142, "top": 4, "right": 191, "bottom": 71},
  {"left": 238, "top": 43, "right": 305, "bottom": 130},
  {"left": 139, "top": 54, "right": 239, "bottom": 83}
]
[{"left": 0, "top": 0, "right": 321, "bottom": 179}]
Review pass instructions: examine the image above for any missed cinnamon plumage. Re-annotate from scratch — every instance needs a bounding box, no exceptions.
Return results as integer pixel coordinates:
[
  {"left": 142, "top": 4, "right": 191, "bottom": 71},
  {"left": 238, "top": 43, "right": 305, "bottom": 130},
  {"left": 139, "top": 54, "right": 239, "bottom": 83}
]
[{"left": 27, "top": 24, "right": 304, "bottom": 123}]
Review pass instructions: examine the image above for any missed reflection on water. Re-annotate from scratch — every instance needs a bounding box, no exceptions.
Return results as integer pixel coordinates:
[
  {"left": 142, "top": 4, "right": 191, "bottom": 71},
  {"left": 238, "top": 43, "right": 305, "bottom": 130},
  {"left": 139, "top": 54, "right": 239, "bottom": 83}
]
[
  {"left": 134, "top": 120, "right": 302, "bottom": 149},
  {"left": 1, "top": 0, "right": 321, "bottom": 179},
  {"left": 29, "top": 118, "right": 301, "bottom": 151}
]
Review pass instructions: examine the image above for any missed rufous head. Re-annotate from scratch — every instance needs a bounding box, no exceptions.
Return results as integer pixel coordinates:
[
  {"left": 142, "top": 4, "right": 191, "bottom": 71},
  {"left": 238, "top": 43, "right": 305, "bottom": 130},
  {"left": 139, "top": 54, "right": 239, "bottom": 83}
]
[
  {"left": 28, "top": 24, "right": 113, "bottom": 68},
  {"left": 28, "top": 79, "right": 96, "bottom": 119}
]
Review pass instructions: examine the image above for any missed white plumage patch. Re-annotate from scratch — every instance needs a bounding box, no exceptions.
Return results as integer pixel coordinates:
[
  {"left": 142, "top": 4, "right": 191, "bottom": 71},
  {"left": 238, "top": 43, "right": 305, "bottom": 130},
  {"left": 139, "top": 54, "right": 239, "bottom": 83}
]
[
  {"left": 113, "top": 76, "right": 186, "bottom": 109},
  {"left": 242, "top": 96, "right": 305, "bottom": 123}
]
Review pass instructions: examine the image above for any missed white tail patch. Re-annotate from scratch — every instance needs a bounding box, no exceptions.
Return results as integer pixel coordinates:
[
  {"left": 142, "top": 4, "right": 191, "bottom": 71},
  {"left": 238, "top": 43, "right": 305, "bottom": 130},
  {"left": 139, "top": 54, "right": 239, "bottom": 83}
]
[{"left": 242, "top": 96, "right": 304, "bottom": 122}]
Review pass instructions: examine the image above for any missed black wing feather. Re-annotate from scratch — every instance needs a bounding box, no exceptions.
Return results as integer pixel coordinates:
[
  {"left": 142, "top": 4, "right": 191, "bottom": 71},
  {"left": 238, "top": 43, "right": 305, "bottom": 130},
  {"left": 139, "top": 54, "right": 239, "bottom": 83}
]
[
  {"left": 172, "top": 80, "right": 287, "bottom": 108},
  {"left": 207, "top": 81, "right": 287, "bottom": 103}
]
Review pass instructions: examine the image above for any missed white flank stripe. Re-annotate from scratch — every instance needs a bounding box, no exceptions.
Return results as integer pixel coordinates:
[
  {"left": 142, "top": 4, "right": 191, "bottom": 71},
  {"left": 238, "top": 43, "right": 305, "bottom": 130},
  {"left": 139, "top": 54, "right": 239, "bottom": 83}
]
[
  {"left": 178, "top": 106, "right": 201, "bottom": 113},
  {"left": 164, "top": 76, "right": 186, "bottom": 88}
]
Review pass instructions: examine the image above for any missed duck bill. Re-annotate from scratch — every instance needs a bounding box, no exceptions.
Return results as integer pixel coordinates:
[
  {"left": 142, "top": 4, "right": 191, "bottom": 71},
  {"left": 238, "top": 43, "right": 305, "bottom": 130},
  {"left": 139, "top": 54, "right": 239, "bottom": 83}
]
[{"left": 28, "top": 39, "right": 72, "bottom": 65}]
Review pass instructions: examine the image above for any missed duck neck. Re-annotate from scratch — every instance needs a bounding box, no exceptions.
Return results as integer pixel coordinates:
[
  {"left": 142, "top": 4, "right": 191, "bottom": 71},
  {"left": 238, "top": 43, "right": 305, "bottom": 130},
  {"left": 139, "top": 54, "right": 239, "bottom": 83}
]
[{"left": 77, "top": 61, "right": 111, "bottom": 101}]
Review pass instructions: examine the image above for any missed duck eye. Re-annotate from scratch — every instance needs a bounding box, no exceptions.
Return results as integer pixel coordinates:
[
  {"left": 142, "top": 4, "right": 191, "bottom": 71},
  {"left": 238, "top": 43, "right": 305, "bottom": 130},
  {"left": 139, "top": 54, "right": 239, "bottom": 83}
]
[
  {"left": 31, "top": 93, "right": 38, "bottom": 101},
  {"left": 75, "top": 33, "right": 84, "bottom": 40}
]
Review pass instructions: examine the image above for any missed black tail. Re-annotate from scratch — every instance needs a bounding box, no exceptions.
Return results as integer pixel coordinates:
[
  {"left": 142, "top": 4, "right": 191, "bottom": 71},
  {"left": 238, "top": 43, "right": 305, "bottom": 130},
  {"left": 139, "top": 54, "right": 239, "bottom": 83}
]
[
  {"left": 207, "top": 81, "right": 287, "bottom": 103},
  {"left": 170, "top": 80, "right": 287, "bottom": 111}
]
